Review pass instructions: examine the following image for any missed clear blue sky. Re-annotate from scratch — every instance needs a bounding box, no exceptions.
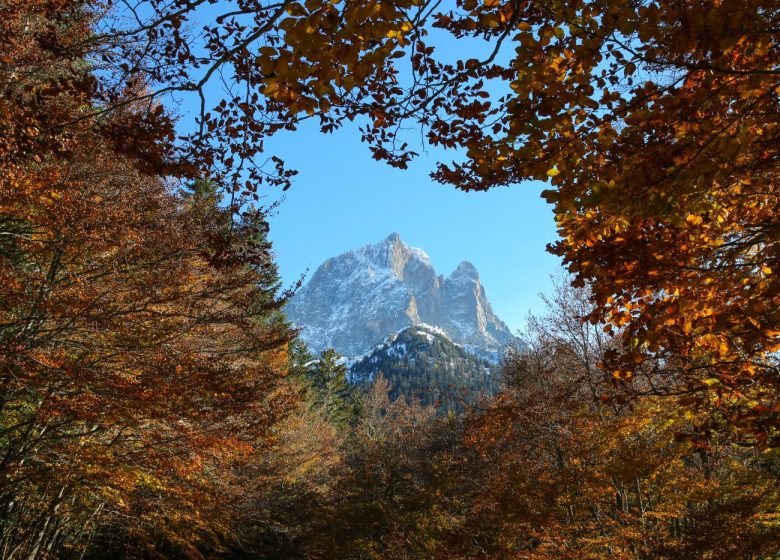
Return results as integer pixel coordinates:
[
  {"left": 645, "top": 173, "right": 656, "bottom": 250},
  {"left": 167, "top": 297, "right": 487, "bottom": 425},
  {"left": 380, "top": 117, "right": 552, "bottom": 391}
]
[{"left": 262, "top": 120, "right": 562, "bottom": 334}]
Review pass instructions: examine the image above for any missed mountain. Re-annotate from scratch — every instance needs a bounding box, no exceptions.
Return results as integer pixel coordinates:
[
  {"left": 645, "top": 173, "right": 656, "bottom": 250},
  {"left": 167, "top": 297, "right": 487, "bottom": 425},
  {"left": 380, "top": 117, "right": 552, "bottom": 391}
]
[
  {"left": 348, "top": 324, "right": 500, "bottom": 409},
  {"left": 286, "top": 233, "right": 517, "bottom": 357}
]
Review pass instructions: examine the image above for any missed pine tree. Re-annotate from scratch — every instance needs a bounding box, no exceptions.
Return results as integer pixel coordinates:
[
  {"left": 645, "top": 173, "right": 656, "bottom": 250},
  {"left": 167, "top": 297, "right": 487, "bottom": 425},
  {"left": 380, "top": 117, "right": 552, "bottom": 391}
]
[
  {"left": 288, "top": 338, "right": 314, "bottom": 380},
  {"left": 307, "top": 349, "right": 362, "bottom": 429}
]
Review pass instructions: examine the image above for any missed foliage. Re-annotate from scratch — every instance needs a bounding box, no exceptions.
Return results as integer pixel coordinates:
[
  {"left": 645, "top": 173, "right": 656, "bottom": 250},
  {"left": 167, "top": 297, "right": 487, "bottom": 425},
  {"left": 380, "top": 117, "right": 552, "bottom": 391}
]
[
  {"left": 0, "top": 1, "right": 296, "bottom": 557},
  {"left": 85, "top": 0, "right": 780, "bottom": 447},
  {"left": 3, "top": 0, "right": 780, "bottom": 557},
  {"left": 306, "top": 349, "right": 363, "bottom": 429},
  {"left": 313, "top": 279, "right": 780, "bottom": 560},
  {"left": 422, "top": 0, "right": 780, "bottom": 449}
]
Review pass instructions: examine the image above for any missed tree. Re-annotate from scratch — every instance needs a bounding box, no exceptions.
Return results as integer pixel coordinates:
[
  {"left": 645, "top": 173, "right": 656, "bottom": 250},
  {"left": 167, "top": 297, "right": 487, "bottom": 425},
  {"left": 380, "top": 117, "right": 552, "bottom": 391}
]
[
  {"left": 307, "top": 349, "right": 362, "bottom": 429},
  {"left": 6, "top": 0, "right": 779, "bottom": 554},
  {"left": 324, "top": 374, "right": 452, "bottom": 560},
  {"left": 287, "top": 338, "right": 315, "bottom": 381},
  {"left": 421, "top": 0, "right": 780, "bottom": 448},
  {"left": 454, "top": 280, "right": 780, "bottom": 559},
  {"left": 0, "top": 1, "right": 298, "bottom": 557}
]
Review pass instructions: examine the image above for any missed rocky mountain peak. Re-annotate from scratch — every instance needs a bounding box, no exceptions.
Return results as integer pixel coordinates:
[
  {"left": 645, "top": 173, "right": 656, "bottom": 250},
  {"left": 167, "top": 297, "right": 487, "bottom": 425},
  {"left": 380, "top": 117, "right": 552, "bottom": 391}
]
[
  {"left": 449, "top": 260, "right": 480, "bottom": 281},
  {"left": 286, "top": 234, "right": 516, "bottom": 356},
  {"left": 356, "top": 232, "right": 433, "bottom": 279}
]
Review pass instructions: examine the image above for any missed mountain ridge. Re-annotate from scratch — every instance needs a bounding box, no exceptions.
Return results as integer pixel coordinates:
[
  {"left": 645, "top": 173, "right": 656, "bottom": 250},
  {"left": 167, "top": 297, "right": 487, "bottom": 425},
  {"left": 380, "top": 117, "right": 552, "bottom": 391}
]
[
  {"left": 286, "top": 233, "right": 517, "bottom": 356},
  {"left": 348, "top": 323, "right": 500, "bottom": 409}
]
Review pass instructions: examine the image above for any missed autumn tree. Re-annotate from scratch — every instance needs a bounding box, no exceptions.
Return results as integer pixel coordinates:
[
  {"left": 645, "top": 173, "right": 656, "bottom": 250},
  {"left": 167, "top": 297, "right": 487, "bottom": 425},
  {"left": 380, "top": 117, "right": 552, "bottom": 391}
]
[
  {"left": 450, "top": 280, "right": 780, "bottom": 559},
  {"left": 0, "top": 141, "right": 297, "bottom": 558},
  {"left": 0, "top": 1, "right": 299, "bottom": 557},
  {"left": 4, "top": 0, "right": 779, "bottom": 556},
  {"left": 322, "top": 374, "right": 459, "bottom": 560},
  {"left": 421, "top": 0, "right": 780, "bottom": 448},
  {"left": 222, "top": 372, "right": 343, "bottom": 560},
  {"left": 309, "top": 282, "right": 780, "bottom": 559}
]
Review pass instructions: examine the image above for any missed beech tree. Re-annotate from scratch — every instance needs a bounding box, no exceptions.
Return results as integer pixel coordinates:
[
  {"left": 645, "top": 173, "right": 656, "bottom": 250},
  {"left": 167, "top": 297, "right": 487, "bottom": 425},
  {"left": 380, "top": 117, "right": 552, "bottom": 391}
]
[
  {"left": 1, "top": 1, "right": 297, "bottom": 557},
  {"left": 422, "top": 0, "right": 780, "bottom": 449},
  {"left": 458, "top": 281, "right": 780, "bottom": 559}
]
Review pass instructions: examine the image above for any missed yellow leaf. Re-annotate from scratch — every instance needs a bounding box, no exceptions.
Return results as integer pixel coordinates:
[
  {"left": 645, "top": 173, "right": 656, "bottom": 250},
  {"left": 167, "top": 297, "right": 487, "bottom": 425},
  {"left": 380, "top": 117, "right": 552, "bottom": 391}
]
[
  {"left": 547, "top": 168, "right": 560, "bottom": 177},
  {"left": 685, "top": 214, "right": 703, "bottom": 226}
]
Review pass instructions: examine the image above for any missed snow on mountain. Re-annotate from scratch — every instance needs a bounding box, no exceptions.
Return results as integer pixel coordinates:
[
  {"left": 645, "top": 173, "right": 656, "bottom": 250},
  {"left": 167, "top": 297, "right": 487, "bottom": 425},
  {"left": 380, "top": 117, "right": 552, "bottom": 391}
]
[
  {"left": 348, "top": 324, "right": 501, "bottom": 408},
  {"left": 286, "top": 233, "right": 517, "bottom": 357}
]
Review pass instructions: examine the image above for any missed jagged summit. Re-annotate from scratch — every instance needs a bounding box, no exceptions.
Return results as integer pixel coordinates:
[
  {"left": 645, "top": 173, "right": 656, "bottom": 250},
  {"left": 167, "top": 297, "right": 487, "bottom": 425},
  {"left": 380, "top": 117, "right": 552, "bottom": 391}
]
[
  {"left": 450, "top": 260, "right": 479, "bottom": 281},
  {"left": 286, "top": 234, "right": 516, "bottom": 356}
]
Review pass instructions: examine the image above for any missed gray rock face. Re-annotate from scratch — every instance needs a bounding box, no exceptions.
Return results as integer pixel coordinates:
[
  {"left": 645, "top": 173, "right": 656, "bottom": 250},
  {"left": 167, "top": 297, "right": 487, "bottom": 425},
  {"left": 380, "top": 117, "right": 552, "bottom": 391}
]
[{"left": 286, "top": 233, "right": 516, "bottom": 356}]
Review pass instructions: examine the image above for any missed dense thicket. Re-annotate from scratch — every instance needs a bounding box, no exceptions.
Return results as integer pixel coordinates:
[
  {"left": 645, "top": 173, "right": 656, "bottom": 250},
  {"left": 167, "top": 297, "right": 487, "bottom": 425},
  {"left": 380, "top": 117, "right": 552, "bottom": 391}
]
[{"left": 242, "top": 282, "right": 780, "bottom": 560}]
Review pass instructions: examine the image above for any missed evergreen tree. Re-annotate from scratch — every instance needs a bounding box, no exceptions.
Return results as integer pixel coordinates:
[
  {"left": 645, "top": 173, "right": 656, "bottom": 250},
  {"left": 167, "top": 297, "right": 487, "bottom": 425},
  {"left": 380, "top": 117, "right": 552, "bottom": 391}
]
[
  {"left": 183, "top": 178, "right": 290, "bottom": 333},
  {"left": 307, "top": 349, "right": 362, "bottom": 429},
  {"left": 288, "top": 338, "right": 314, "bottom": 380}
]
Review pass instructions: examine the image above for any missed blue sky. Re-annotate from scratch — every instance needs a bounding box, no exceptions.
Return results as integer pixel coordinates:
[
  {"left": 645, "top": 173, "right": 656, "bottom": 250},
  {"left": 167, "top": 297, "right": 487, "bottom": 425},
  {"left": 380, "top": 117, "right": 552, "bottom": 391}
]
[{"left": 263, "top": 120, "right": 562, "bottom": 334}]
